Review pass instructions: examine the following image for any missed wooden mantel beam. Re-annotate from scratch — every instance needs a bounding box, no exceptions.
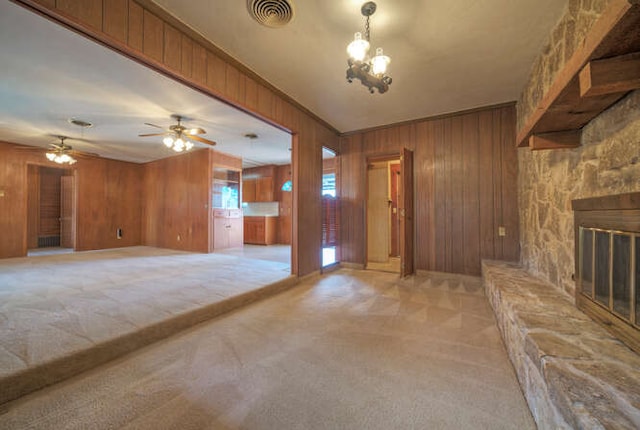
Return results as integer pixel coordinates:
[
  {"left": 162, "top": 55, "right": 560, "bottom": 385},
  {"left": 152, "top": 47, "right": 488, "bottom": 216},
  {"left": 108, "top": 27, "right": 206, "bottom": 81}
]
[
  {"left": 515, "top": 0, "right": 639, "bottom": 147},
  {"left": 529, "top": 130, "right": 582, "bottom": 151},
  {"left": 579, "top": 52, "right": 640, "bottom": 97}
]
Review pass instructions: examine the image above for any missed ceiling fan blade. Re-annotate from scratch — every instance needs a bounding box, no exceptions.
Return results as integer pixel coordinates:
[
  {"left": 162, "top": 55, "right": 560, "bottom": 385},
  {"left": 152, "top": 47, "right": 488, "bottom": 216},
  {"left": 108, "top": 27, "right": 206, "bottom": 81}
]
[
  {"left": 138, "top": 132, "right": 169, "bottom": 137},
  {"left": 189, "top": 134, "right": 217, "bottom": 146},
  {"left": 186, "top": 127, "right": 206, "bottom": 135},
  {"left": 13, "top": 145, "right": 45, "bottom": 151},
  {"left": 72, "top": 150, "right": 101, "bottom": 158},
  {"left": 144, "top": 122, "right": 165, "bottom": 129}
]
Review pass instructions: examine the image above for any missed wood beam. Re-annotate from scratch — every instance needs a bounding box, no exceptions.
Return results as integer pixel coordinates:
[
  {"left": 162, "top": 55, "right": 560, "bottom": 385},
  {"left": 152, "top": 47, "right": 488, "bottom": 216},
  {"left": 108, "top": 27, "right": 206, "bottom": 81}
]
[
  {"left": 529, "top": 130, "right": 582, "bottom": 151},
  {"left": 579, "top": 52, "right": 640, "bottom": 97},
  {"left": 515, "top": 0, "right": 638, "bottom": 147}
]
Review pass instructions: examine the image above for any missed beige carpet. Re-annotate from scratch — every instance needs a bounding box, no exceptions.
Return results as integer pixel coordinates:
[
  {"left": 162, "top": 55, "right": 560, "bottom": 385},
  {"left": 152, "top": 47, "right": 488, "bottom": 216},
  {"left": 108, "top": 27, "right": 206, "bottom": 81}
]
[
  {"left": 0, "top": 269, "right": 535, "bottom": 429},
  {"left": 0, "top": 246, "right": 292, "bottom": 404}
]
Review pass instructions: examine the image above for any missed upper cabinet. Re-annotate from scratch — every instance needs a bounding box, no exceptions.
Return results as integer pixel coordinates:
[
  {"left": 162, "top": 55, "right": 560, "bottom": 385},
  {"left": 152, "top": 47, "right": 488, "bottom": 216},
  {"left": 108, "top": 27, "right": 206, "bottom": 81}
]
[{"left": 242, "top": 165, "right": 276, "bottom": 202}]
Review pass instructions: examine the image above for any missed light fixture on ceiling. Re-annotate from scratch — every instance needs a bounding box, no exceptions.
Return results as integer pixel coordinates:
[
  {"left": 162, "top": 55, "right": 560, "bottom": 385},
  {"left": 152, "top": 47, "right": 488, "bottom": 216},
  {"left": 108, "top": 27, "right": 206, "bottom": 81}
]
[
  {"left": 139, "top": 115, "right": 216, "bottom": 152},
  {"left": 346, "top": 1, "right": 392, "bottom": 94},
  {"left": 45, "top": 136, "right": 77, "bottom": 165},
  {"left": 162, "top": 116, "right": 194, "bottom": 152}
]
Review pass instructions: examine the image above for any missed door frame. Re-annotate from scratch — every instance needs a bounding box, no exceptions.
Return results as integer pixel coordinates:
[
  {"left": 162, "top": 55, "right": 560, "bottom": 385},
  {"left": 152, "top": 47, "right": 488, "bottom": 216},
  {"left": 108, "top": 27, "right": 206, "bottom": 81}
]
[{"left": 364, "top": 150, "right": 414, "bottom": 275}]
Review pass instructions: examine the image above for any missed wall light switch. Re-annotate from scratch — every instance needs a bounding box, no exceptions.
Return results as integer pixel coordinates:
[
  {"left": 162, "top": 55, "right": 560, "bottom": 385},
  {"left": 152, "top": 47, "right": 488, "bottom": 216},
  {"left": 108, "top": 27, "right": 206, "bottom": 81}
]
[{"left": 498, "top": 226, "right": 506, "bottom": 237}]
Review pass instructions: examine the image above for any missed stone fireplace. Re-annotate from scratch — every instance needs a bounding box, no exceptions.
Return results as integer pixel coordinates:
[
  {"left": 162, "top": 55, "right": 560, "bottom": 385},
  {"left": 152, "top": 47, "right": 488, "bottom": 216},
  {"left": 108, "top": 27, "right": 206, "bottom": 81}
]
[{"left": 573, "top": 192, "right": 640, "bottom": 353}]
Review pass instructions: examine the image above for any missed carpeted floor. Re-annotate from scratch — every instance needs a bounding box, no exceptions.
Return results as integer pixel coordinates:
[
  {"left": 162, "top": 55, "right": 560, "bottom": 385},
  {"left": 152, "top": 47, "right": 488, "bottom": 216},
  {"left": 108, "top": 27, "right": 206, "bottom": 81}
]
[
  {"left": 0, "top": 246, "right": 292, "bottom": 404},
  {"left": 0, "top": 268, "right": 535, "bottom": 429}
]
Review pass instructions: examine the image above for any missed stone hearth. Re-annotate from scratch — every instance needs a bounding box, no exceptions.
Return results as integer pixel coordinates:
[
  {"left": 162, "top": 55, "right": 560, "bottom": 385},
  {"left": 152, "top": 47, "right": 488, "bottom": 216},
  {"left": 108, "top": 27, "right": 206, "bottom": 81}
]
[{"left": 483, "top": 260, "right": 640, "bottom": 429}]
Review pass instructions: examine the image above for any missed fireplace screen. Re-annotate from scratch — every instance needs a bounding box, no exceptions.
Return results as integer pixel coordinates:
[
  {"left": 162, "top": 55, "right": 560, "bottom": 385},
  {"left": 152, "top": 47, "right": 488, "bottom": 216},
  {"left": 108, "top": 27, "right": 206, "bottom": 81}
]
[{"left": 579, "top": 227, "right": 638, "bottom": 330}]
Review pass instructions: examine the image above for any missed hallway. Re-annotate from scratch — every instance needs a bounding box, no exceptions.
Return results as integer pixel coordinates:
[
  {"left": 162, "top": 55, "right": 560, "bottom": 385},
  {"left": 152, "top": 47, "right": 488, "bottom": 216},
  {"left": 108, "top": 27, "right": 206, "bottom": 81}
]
[{"left": 0, "top": 269, "right": 534, "bottom": 429}]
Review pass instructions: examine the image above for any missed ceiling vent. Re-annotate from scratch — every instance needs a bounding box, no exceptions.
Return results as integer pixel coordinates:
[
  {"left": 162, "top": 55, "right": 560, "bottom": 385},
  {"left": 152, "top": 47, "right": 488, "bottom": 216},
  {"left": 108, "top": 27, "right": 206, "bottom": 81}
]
[{"left": 247, "top": 0, "right": 294, "bottom": 28}]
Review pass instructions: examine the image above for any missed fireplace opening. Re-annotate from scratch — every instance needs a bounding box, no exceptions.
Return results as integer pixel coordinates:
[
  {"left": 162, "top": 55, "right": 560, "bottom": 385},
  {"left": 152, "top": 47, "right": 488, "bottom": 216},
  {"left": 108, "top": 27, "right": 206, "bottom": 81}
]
[
  {"left": 579, "top": 227, "right": 638, "bottom": 322},
  {"left": 573, "top": 192, "right": 640, "bottom": 354}
]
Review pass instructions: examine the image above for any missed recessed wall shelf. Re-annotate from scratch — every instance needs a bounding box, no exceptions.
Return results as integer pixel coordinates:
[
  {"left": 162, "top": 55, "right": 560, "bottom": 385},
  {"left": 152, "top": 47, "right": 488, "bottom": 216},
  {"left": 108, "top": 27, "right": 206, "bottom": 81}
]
[{"left": 517, "top": 0, "right": 640, "bottom": 150}]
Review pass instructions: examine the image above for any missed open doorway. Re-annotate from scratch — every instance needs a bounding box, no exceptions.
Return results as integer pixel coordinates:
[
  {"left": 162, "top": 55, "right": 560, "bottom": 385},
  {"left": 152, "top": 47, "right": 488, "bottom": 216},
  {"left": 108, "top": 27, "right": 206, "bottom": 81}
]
[
  {"left": 27, "top": 165, "right": 75, "bottom": 256},
  {"left": 366, "top": 149, "right": 414, "bottom": 276},
  {"left": 367, "top": 158, "right": 400, "bottom": 272},
  {"left": 322, "top": 147, "right": 339, "bottom": 268}
]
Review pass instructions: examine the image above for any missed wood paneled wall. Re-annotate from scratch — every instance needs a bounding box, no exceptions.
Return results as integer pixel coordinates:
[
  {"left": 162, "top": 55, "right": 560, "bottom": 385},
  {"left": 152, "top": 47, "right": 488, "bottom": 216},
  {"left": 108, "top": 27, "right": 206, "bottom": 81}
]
[
  {"left": 340, "top": 104, "right": 519, "bottom": 276},
  {"left": 142, "top": 149, "right": 210, "bottom": 253},
  {"left": 18, "top": 0, "right": 340, "bottom": 275},
  {"left": 74, "top": 156, "right": 142, "bottom": 251},
  {"left": 275, "top": 164, "right": 292, "bottom": 244},
  {"left": 0, "top": 141, "right": 142, "bottom": 258}
]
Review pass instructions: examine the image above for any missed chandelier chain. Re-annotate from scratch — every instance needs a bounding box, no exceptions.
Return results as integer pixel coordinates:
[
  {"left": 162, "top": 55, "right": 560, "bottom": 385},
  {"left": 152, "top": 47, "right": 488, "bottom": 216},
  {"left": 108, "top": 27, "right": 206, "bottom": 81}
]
[{"left": 364, "top": 15, "right": 370, "bottom": 42}]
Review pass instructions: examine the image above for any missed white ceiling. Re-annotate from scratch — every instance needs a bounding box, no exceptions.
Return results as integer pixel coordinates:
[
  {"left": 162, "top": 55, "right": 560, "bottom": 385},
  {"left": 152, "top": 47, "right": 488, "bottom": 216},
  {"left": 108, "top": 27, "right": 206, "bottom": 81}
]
[
  {"left": 0, "top": 1, "right": 569, "bottom": 166},
  {"left": 0, "top": 1, "right": 292, "bottom": 166},
  {"left": 154, "top": 0, "right": 569, "bottom": 132}
]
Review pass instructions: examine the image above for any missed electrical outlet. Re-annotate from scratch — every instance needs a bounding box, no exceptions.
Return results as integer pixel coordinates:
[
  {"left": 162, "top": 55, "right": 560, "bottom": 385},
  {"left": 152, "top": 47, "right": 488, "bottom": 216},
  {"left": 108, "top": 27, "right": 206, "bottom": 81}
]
[
  {"left": 177, "top": 234, "right": 181, "bottom": 242},
  {"left": 117, "top": 228, "right": 123, "bottom": 239},
  {"left": 498, "top": 226, "right": 506, "bottom": 237}
]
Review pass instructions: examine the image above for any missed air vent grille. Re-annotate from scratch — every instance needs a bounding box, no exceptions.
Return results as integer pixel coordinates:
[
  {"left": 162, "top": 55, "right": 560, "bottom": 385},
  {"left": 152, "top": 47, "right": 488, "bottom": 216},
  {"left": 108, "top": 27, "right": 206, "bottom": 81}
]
[{"left": 247, "top": 0, "right": 294, "bottom": 28}]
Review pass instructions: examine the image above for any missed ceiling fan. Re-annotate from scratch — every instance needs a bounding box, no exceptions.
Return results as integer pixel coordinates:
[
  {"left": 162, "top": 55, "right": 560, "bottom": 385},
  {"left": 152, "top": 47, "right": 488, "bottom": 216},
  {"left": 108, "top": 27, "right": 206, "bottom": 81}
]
[
  {"left": 139, "top": 114, "right": 216, "bottom": 152},
  {"left": 14, "top": 136, "right": 98, "bottom": 165}
]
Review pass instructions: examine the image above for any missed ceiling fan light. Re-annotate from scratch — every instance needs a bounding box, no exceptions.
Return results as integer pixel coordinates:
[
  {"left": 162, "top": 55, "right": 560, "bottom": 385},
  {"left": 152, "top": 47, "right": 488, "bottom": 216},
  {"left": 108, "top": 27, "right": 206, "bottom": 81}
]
[
  {"left": 371, "top": 47, "right": 390, "bottom": 75},
  {"left": 173, "top": 138, "right": 185, "bottom": 152},
  {"left": 185, "top": 141, "right": 194, "bottom": 150},
  {"left": 163, "top": 136, "right": 174, "bottom": 147},
  {"left": 59, "top": 153, "right": 71, "bottom": 163},
  {"left": 347, "top": 32, "right": 369, "bottom": 62},
  {"left": 46, "top": 152, "right": 56, "bottom": 161}
]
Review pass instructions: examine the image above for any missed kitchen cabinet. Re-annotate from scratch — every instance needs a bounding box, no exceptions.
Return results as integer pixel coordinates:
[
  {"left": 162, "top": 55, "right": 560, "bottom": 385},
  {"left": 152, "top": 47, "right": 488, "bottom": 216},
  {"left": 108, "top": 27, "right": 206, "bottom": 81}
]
[
  {"left": 213, "top": 209, "right": 243, "bottom": 249},
  {"left": 256, "top": 177, "right": 274, "bottom": 202},
  {"left": 242, "top": 177, "right": 274, "bottom": 202},
  {"left": 242, "top": 179, "right": 256, "bottom": 203},
  {"left": 244, "top": 216, "right": 277, "bottom": 245},
  {"left": 212, "top": 168, "right": 240, "bottom": 209}
]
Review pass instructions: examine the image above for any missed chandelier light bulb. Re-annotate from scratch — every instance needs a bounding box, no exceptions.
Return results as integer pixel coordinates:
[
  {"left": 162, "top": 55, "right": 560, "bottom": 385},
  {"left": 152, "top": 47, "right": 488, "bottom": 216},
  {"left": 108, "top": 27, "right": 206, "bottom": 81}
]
[
  {"left": 46, "top": 152, "right": 56, "bottom": 161},
  {"left": 347, "top": 32, "right": 370, "bottom": 62},
  {"left": 163, "top": 136, "right": 174, "bottom": 147},
  {"left": 371, "top": 47, "right": 390, "bottom": 75},
  {"left": 185, "top": 141, "right": 194, "bottom": 151}
]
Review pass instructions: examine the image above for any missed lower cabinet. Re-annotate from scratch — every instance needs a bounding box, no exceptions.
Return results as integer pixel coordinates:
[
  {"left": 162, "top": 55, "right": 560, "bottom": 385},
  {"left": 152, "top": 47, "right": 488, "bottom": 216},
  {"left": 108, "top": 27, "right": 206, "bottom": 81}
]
[
  {"left": 244, "top": 216, "right": 277, "bottom": 245},
  {"left": 213, "top": 209, "right": 243, "bottom": 249}
]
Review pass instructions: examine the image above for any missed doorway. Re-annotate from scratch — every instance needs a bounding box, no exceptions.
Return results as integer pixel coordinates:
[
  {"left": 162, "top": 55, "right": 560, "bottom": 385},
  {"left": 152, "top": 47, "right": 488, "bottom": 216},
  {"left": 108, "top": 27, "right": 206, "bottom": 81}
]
[
  {"left": 367, "top": 158, "right": 400, "bottom": 272},
  {"left": 322, "top": 147, "right": 339, "bottom": 268},
  {"left": 27, "top": 165, "right": 75, "bottom": 255},
  {"left": 366, "top": 149, "right": 414, "bottom": 276}
]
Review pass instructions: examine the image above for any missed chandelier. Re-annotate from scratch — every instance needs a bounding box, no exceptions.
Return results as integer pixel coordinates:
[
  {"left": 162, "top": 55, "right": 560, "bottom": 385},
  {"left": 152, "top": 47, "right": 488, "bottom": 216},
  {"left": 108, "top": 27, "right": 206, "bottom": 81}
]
[
  {"left": 45, "top": 136, "right": 77, "bottom": 165},
  {"left": 346, "top": 1, "right": 392, "bottom": 94}
]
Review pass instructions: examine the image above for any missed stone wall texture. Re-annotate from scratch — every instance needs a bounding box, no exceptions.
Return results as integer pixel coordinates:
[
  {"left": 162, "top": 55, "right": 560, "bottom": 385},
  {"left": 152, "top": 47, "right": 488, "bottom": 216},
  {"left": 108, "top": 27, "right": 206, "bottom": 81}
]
[
  {"left": 516, "top": 0, "right": 612, "bottom": 130},
  {"left": 519, "top": 91, "right": 640, "bottom": 296},
  {"left": 517, "top": 0, "right": 640, "bottom": 296}
]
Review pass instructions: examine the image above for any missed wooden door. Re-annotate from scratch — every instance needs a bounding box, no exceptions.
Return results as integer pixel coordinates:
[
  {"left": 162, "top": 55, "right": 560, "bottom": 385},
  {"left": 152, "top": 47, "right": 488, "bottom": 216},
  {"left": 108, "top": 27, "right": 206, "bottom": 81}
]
[
  {"left": 389, "top": 163, "right": 401, "bottom": 257},
  {"left": 60, "top": 175, "right": 75, "bottom": 249},
  {"left": 400, "top": 148, "right": 414, "bottom": 277},
  {"left": 367, "top": 164, "right": 390, "bottom": 263}
]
